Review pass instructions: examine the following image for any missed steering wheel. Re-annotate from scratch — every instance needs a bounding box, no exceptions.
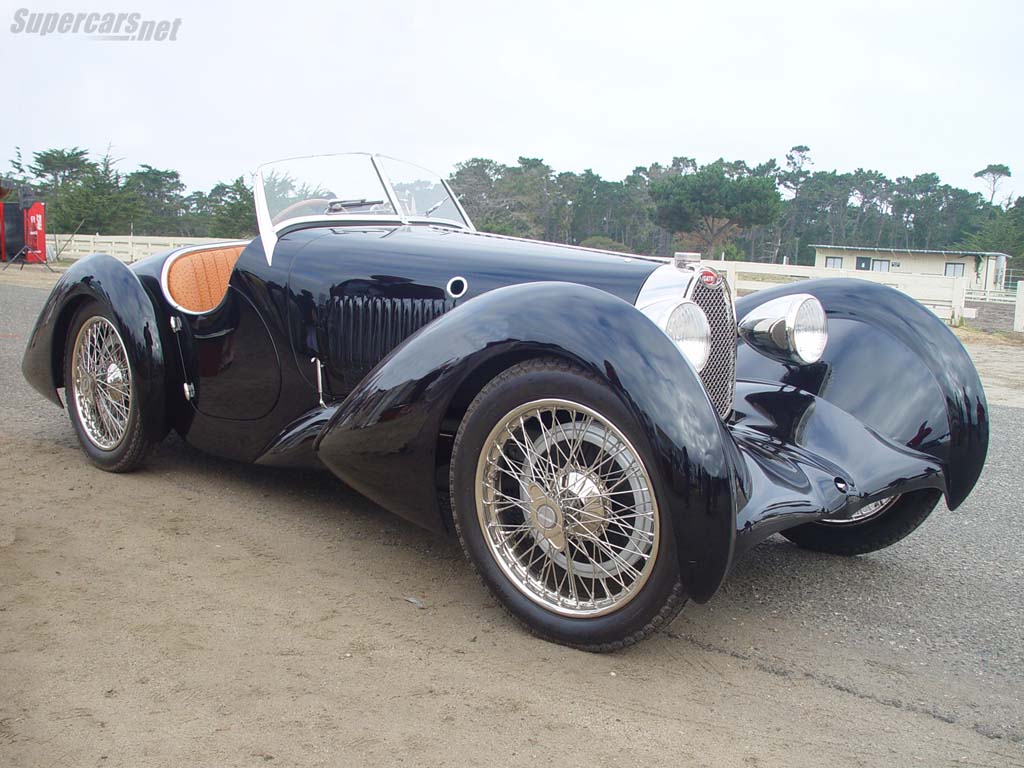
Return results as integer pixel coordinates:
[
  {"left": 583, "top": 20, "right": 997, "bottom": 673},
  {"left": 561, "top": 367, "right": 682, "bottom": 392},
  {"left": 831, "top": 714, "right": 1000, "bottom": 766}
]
[{"left": 271, "top": 198, "right": 334, "bottom": 225}]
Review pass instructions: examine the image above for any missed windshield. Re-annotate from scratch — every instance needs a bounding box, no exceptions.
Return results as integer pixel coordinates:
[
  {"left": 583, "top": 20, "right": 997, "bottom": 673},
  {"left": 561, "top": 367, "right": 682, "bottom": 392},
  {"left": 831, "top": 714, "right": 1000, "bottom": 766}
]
[
  {"left": 376, "top": 155, "right": 467, "bottom": 224},
  {"left": 256, "top": 153, "right": 468, "bottom": 228}
]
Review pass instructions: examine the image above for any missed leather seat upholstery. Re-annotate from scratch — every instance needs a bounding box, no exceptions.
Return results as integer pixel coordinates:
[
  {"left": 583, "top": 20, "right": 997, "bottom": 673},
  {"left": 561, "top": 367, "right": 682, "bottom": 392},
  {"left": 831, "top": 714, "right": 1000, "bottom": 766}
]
[{"left": 165, "top": 245, "right": 246, "bottom": 313}]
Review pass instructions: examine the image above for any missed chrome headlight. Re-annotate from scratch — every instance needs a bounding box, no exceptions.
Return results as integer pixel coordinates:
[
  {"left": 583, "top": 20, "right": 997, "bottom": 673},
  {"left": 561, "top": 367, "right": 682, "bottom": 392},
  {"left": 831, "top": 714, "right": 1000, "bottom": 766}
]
[
  {"left": 791, "top": 296, "right": 828, "bottom": 363},
  {"left": 641, "top": 299, "right": 712, "bottom": 371},
  {"left": 738, "top": 294, "right": 829, "bottom": 365},
  {"left": 634, "top": 264, "right": 715, "bottom": 372},
  {"left": 665, "top": 301, "right": 711, "bottom": 371}
]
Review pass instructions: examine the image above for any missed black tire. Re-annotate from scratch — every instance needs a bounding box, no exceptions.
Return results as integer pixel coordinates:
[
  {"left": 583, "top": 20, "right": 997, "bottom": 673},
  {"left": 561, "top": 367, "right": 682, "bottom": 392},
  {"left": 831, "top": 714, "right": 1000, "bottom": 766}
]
[
  {"left": 450, "top": 357, "right": 687, "bottom": 652},
  {"left": 63, "top": 300, "right": 152, "bottom": 472},
  {"left": 780, "top": 489, "right": 942, "bottom": 556}
]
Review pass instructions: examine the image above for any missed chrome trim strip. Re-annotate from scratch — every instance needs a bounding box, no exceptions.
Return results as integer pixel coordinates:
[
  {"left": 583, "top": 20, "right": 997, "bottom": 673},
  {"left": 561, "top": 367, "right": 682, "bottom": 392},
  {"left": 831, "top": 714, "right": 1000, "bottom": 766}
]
[
  {"left": 634, "top": 263, "right": 695, "bottom": 312},
  {"left": 253, "top": 167, "right": 277, "bottom": 265},
  {"left": 311, "top": 357, "right": 326, "bottom": 408},
  {"left": 446, "top": 275, "right": 469, "bottom": 299},
  {"left": 371, "top": 154, "right": 408, "bottom": 226},
  {"left": 442, "top": 177, "right": 476, "bottom": 231},
  {"left": 272, "top": 214, "right": 468, "bottom": 234},
  {"left": 159, "top": 240, "right": 250, "bottom": 317}
]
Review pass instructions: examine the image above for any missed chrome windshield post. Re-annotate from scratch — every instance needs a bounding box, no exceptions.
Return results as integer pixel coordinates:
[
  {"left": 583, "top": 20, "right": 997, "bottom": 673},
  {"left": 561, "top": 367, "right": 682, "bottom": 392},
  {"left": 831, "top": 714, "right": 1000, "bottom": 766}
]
[
  {"left": 371, "top": 154, "right": 408, "bottom": 226},
  {"left": 442, "top": 177, "right": 476, "bottom": 232}
]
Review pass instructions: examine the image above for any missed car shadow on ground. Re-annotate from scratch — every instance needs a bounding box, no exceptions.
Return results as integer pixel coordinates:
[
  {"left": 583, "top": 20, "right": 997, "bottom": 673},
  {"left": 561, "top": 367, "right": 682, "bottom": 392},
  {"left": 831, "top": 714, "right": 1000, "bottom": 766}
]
[{"left": 146, "top": 428, "right": 917, "bottom": 639}]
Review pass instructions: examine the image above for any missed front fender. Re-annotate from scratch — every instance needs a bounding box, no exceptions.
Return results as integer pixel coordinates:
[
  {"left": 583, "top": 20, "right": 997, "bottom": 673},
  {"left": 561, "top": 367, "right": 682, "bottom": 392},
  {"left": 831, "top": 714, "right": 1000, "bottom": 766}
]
[
  {"left": 21, "top": 253, "right": 167, "bottom": 439},
  {"left": 316, "top": 281, "right": 743, "bottom": 603},
  {"left": 736, "top": 278, "right": 988, "bottom": 509}
]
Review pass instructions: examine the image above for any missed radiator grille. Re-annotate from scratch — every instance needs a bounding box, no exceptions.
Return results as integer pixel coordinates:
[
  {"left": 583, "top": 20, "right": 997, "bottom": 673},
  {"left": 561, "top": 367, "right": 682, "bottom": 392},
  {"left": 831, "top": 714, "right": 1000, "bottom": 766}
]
[
  {"left": 688, "top": 278, "right": 737, "bottom": 418},
  {"left": 326, "top": 296, "right": 453, "bottom": 388}
]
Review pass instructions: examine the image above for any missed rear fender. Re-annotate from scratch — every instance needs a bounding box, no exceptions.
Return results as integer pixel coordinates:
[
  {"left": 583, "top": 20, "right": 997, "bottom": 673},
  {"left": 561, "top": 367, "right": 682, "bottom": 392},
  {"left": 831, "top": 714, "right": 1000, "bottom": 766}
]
[
  {"left": 735, "top": 278, "right": 987, "bottom": 509},
  {"left": 316, "top": 281, "right": 743, "bottom": 602},
  {"left": 21, "top": 253, "right": 168, "bottom": 439}
]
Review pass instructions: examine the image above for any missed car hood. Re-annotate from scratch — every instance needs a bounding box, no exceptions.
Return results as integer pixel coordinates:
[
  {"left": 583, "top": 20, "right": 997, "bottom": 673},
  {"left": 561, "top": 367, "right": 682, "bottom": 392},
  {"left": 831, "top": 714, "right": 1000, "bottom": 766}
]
[{"left": 281, "top": 224, "right": 663, "bottom": 306}]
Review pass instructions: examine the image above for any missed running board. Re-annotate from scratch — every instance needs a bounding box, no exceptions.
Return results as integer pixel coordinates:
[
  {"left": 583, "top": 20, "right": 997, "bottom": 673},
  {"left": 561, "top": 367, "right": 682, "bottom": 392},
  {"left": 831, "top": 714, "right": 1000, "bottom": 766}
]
[{"left": 255, "top": 404, "right": 339, "bottom": 469}]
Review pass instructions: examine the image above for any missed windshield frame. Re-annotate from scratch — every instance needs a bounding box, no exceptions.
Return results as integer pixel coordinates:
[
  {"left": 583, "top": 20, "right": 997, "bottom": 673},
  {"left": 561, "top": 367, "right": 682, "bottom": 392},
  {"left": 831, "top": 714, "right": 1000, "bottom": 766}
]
[{"left": 254, "top": 152, "right": 475, "bottom": 264}]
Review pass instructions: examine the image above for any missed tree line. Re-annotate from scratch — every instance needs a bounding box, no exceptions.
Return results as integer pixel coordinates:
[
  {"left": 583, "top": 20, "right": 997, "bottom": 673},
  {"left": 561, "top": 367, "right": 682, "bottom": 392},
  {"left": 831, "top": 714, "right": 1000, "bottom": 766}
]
[
  {"left": 3, "top": 146, "right": 1021, "bottom": 267},
  {"left": 2, "top": 147, "right": 256, "bottom": 240}
]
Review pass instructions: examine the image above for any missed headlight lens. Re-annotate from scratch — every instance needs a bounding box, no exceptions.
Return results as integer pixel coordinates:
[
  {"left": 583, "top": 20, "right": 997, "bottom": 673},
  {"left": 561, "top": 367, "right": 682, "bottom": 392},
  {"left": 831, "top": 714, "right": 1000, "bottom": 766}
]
[
  {"left": 792, "top": 297, "right": 828, "bottom": 363},
  {"left": 737, "top": 293, "right": 829, "bottom": 365},
  {"left": 665, "top": 301, "right": 711, "bottom": 371}
]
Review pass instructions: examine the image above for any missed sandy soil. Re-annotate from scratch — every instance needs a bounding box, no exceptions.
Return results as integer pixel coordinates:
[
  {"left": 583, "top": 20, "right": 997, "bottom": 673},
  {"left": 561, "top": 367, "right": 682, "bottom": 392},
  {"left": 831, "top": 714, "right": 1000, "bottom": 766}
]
[{"left": 2, "top": 270, "right": 1022, "bottom": 767}]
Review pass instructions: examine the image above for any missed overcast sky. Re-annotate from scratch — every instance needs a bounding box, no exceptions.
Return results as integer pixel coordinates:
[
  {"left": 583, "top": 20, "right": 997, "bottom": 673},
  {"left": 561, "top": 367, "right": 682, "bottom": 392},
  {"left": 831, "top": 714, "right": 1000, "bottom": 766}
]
[{"left": 3, "top": 0, "right": 1020, "bottom": 200}]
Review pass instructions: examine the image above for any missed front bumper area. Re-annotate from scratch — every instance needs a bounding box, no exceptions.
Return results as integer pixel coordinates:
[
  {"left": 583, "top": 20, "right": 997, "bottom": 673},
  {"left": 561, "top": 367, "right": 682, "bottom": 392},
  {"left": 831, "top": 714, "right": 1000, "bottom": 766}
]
[{"left": 727, "top": 380, "right": 945, "bottom": 559}]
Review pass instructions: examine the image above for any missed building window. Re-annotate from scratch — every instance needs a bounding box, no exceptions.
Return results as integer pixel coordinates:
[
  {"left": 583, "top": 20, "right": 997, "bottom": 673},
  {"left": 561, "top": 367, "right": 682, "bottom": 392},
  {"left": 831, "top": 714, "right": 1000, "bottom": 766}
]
[
  {"left": 871, "top": 259, "right": 890, "bottom": 272},
  {"left": 945, "top": 262, "right": 965, "bottom": 278},
  {"left": 825, "top": 256, "right": 843, "bottom": 269}
]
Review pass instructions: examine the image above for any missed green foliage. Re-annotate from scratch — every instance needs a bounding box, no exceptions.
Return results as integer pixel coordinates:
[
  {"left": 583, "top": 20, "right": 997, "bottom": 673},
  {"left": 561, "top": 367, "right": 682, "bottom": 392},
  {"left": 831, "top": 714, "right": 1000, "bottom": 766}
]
[
  {"left": 47, "top": 153, "right": 138, "bottom": 233},
  {"left": 761, "top": 154, "right": 997, "bottom": 264},
  {"left": 8, "top": 146, "right": 257, "bottom": 237},
  {"left": 3, "top": 146, "right": 1010, "bottom": 268},
  {"left": 29, "top": 147, "right": 94, "bottom": 188},
  {"left": 719, "top": 241, "right": 748, "bottom": 261},
  {"left": 974, "top": 163, "right": 1011, "bottom": 205},
  {"left": 123, "top": 165, "right": 186, "bottom": 235},
  {"left": 451, "top": 157, "right": 661, "bottom": 252},
  {"left": 957, "top": 208, "right": 1024, "bottom": 259},
  {"left": 207, "top": 177, "right": 257, "bottom": 239},
  {"left": 579, "top": 236, "right": 632, "bottom": 253},
  {"left": 649, "top": 159, "right": 782, "bottom": 257}
]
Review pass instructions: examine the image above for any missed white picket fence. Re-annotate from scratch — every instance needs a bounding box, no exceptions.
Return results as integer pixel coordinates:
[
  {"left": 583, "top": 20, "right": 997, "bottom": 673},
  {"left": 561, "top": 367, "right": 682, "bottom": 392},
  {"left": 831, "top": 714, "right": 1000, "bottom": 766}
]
[
  {"left": 702, "top": 260, "right": 969, "bottom": 324},
  {"left": 40, "top": 235, "right": 1023, "bottom": 331},
  {"left": 47, "top": 233, "right": 230, "bottom": 263},
  {"left": 965, "top": 287, "right": 1018, "bottom": 305}
]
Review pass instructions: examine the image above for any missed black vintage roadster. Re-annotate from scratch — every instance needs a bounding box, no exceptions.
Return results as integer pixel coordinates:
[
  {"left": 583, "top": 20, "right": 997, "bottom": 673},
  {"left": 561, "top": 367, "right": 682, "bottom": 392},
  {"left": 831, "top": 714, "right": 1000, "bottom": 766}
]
[{"left": 23, "top": 153, "right": 988, "bottom": 650}]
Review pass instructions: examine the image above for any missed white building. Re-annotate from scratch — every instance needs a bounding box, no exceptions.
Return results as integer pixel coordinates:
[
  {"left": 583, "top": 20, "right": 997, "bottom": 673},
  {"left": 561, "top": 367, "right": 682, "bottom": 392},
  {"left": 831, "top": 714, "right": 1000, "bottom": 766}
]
[{"left": 812, "top": 245, "right": 1007, "bottom": 290}]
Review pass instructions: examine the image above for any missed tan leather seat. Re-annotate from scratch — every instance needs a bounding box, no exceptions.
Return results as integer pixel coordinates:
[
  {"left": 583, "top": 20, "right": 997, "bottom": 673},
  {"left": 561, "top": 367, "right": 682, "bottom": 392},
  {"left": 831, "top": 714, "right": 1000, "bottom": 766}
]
[{"left": 166, "top": 245, "right": 246, "bottom": 313}]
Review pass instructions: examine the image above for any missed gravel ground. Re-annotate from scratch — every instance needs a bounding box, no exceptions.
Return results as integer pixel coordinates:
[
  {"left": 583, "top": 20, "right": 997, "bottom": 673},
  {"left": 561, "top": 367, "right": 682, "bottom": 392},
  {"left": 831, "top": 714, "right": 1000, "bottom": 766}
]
[{"left": 1, "top": 272, "right": 1022, "bottom": 767}]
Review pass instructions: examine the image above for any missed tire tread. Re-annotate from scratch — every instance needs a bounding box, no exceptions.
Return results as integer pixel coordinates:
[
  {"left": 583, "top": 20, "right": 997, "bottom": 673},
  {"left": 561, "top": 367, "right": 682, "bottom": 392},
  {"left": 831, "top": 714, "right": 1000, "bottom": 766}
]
[
  {"left": 449, "top": 356, "right": 687, "bottom": 652},
  {"left": 780, "top": 490, "right": 941, "bottom": 556}
]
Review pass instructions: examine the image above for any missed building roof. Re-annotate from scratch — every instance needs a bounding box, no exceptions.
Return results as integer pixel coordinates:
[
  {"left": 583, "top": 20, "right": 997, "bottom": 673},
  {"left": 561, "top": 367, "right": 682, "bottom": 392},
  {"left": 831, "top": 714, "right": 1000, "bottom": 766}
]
[{"left": 811, "top": 244, "right": 1009, "bottom": 259}]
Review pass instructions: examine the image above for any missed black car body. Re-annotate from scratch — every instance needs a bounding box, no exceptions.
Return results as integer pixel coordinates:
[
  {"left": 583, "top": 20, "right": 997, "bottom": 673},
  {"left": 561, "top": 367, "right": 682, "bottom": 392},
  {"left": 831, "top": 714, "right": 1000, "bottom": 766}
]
[{"left": 22, "top": 153, "right": 989, "bottom": 649}]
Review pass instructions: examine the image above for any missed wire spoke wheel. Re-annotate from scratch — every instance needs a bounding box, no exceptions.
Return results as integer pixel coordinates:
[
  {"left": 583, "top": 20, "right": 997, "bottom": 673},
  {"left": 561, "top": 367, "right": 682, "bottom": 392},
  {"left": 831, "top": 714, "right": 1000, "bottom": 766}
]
[
  {"left": 71, "top": 316, "right": 133, "bottom": 451},
  {"left": 819, "top": 495, "right": 901, "bottom": 526},
  {"left": 475, "top": 399, "right": 659, "bottom": 617},
  {"left": 782, "top": 490, "right": 940, "bottom": 556}
]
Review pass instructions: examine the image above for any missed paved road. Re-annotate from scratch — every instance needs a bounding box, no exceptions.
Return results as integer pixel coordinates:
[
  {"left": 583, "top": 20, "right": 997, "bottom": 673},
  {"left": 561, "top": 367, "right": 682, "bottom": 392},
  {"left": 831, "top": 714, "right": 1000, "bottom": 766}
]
[{"left": 1, "top": 276, "right": 1022, "bottom": 767}]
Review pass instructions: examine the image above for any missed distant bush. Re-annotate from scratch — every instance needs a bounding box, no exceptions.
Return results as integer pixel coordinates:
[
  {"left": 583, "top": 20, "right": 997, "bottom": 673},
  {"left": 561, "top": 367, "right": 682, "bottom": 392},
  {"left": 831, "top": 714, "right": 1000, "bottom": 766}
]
[{"left": 579, "top": 236, "right": 633, "bottom": 254}]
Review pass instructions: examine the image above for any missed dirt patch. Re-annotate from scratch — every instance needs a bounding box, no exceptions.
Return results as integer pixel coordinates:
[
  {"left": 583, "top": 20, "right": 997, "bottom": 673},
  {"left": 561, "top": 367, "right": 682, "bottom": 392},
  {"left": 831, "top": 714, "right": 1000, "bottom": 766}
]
[
  {"left": 0, "top": 262, "right": 69, "bottom": 291},
  {"left": 2, "top": 426, "right": 1022, "bottom": 767},
  {"left": 2, "top": 273, "right": 1023, "bottom": 767},
  {"left": 958, "top": 342, "right": 1024, "bottom": 408},
  {"left": 954, "top": 324, "right": 1024, "bottom": 347}
]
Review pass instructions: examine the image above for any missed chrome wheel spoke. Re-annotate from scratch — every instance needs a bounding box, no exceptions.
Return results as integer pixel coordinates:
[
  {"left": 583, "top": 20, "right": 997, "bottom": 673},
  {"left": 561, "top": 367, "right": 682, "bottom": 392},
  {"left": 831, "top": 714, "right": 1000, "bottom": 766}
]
[
  {"left": 820, "top": 495, "right": 901, "bottom": 525},
  {"left": 475, "top": 398, "right": 659, "bottom": 617},
  {"left": 71, "top": 317, "right": 132, "bottom": 451}
]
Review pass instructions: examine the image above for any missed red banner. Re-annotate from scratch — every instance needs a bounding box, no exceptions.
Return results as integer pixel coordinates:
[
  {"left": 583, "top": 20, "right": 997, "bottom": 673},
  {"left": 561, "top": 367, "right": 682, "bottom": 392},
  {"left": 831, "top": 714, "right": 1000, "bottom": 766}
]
[{"left": 24, "top": 202, "right": 46, "bottom": 262}]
